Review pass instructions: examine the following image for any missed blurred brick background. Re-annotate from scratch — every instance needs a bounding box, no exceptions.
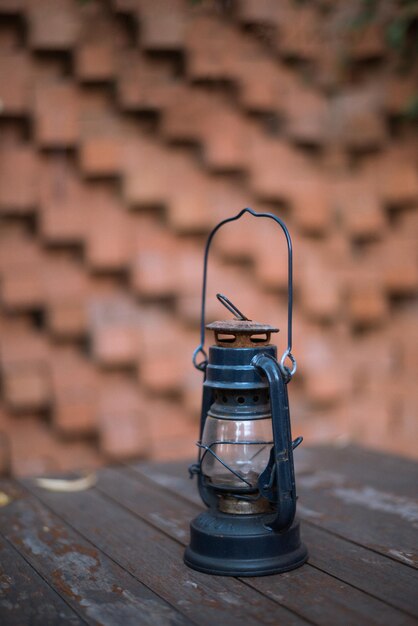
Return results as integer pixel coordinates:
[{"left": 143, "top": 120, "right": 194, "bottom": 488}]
[{"left": 0, "top": 0, "right": 417, "bottom": 476}]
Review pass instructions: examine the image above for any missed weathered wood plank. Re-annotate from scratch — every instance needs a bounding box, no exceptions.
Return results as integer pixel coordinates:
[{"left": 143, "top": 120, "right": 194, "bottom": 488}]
[
  {"left": 96, "top": 465, "right": 417, "bottom": 626},
  {"left": 130, "top": 459, "right": 418, "bottom": 618},
  {"left": 295, "top": 445, "right": 418, "bottom": 499},
  {"left": 22, "top": 479, "right": 308, "bottom": 626},
  {"left": 0, "top": 480, "right": 193, "bottom": 626},
  {"left": 296, "top": 469, "right": 418, "bottom": 569},
  {"left": 301, "top": 524, "right": 418, "bottom": 618},
  {"left": 0, "top": 532, "right": 84, "bottom": 626},
  {"left": 136, "top": 449, "right": 418, "bottom": 569}
]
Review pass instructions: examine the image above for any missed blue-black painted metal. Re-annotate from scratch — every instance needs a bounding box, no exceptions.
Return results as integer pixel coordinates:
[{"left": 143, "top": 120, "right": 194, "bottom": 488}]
[
  {"left": 251, "top": 352, "right": 298, "bottom": 532},
  {"left": 192, "top": 207, "right": 296, "bottom": 378},
  {"left": 185, "top": 209, "right": 307, "bottom": 576}
]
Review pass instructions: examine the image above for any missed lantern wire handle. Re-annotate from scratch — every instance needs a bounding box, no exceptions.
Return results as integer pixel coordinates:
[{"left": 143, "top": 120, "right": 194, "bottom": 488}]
[{"left": 192, "top": 207, "right": 296, "bottom": 379}]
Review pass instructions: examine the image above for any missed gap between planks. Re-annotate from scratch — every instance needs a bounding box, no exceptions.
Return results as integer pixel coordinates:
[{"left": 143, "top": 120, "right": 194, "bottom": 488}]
[
  {"left": 0, "top": 480, "right": 195, "bottom": 626},
  {"left": 131, "top": 455, "right": 418, "bottom": 571},
  {"left": 91, "top": 463, "right": 417, "bottom": 625},
  {"left": 0, "top": 530, "right": 87, "bottom": 626},
  {"left": 121, "top": 460, "right": 418, "bottom": 620},
  {"left": 20, "top": 478, "right": 309, "bottom": 626}
]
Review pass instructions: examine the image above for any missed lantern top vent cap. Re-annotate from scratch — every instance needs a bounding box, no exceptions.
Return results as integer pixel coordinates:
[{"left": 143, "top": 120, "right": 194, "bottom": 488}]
[
  {"left": 206, "top": 320, "right": 279, "bottom": 347},
  {"left": 207, "top": 294, "right": 279, "bottom": 347},
  {"left": 206, "top": 320, "right": 279, "bottom": 334}
]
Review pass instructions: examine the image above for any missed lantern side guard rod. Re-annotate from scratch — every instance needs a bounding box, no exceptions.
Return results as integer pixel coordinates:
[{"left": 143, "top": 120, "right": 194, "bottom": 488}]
[{"left": 192, "top": 208, "right": 296, "bottom": 378}]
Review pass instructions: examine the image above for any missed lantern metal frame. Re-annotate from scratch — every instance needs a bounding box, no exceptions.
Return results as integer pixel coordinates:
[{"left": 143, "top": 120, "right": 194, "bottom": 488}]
[{"left": 185, "top": 208, "right": 308, "bottom": 577}]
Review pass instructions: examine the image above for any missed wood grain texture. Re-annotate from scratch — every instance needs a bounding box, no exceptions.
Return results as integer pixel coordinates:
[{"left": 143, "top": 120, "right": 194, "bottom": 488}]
[
  {"left": 0, "top": 480, "right": 193, "bottom": 626},
  {"left": 136, "top": 444, "right": 418, "bottom": 569},
  {"left": 0, "top": 533, "right": 83, "bottom": 626},
  {"left": 22, "top": 478, "right": 307, "bottom": 626},
  {"left": 0, "top": 445, "right": 416, "bottom": 626},
  {"left": 119, "top": 463, "right": 418, "bottom": 624}
]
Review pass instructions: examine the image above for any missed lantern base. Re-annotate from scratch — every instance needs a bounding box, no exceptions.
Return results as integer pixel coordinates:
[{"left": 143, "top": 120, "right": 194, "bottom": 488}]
[{"left": 184, "top": 509, "right": 308, "bottom": 577}]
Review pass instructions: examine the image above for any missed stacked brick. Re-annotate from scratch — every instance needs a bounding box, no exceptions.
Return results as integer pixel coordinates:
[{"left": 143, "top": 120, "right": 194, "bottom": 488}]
[{"left": 0, "top": 0, "right": 417, "bottom": 475}]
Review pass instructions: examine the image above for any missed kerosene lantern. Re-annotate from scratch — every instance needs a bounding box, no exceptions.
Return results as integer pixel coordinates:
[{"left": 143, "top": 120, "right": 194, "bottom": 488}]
[{"left": 184, "top": 208, "right": 308, "bottom": 576}]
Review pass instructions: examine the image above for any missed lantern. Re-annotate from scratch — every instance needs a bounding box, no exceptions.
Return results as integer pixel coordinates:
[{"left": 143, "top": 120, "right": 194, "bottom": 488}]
[{"left": 184, "top": 208, "right": 308, "bottom": 576}]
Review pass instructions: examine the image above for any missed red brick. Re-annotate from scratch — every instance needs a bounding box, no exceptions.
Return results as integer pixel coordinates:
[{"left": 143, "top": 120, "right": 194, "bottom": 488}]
[
  {"left": 347, "top": 22, "right": 386, "bottom": 60},
  {"left": 111, "top": 0, "right": 137, "bottom": 12},
  {"left": 185, "top": 16, "right": 240, "bottom": 80},
  {"left": 251, "top": 217, "right": 293, "bottom": 290},
  {"left": 0, "top": 0, "right": 415, "bottom": 469},
  {"left": 139, "top": 312, "right": 193, "bottom": 394},
  {"left": 0, "top": 325, "right": 51, "bottom": 412},
  {"left": 117, "top": 52, "right": 177, "bottom": 111},
  {"left": 236, "top": 0, "right": 281, "bottom": 25},
  {"left": 327, "top": 89, "right": 387, "bottom": 151},
  {"left": 212, "top": 201, "right": 260, "bottom": 262},
  {"left": 75, "top": 42, "right": 116, "bottom": 82},
  {"left": 333, "top": 175, "right": 386, "bottom": 240},
  {"left": 136, "top": 0, "right": 186, "bottom": 50},
  {"left": 0, "top": 143, "right": 39, "bottom": 214},
  {"left": 176, "top": 255, "right": 234, "bottom": 326},
  {"left": 300, "top": 332, "right": 350, "bottom": 407},
  {"left": 85, "top": 190, "right": 135, "bottom": 271},
  {"left": 291, "top": 176, "right": 332, "bottom": 235},
  {"left": 202, "top": 103, "right": 252, "bottom": 172},
  {"left": 79, "top": 97, "right": 133, "bottom": 176},
  {"left": 234, "top": 56, "right": 291, "bottom": 112},
  {"left": 0, "top": 0, "right": 25, "bottom": 12},
  {"left": 346, "top": 268, "right": 388, "bottom": 328},
  {"left": 162, "top": 89, "right": 249, "bottom": 170},
  {"left": 98, "top": 376, "right": 149, "bottom": 459},
  {"left": 174, "top": 239, "right": 235, "bottom": 325},
  {"left": 369, "top": 149, "right": 418, "bottom": 207},
  {"left": 161, "top": 86, "right": 209, "bottom": 141},
  {"left": 284, "top": 86, "right": 328, "bottom": 146},
  {"left": 2, "top": 414, "right": 102, "bottom": 477},
  {"left": 163, "top": 153, "right": 214, "bottom": 233},
  {"left": 43, "top": 256, "right": 89, "bottom": 338},
  {"left": 299, "top": 249, "right": 341, "bottom": 322},
  {"left": 249, "top": 134, "right": 312, "bottom": 200},
  {"left": 122, "top": 137, "right": 171, "bottom": 207},
  {"left": 145, "top": 398, "right": 197, "bottom": 460},
  {"left": 27, "top": 0, "right": 81, "bottom": 50},
  {"left": 130, "top": 220, "right": 178, "bottom": 298},
  {"left": 38, "top": 156, "right": 87, "bottom": 244},
  {"left": 50, "top": 347, "right": 98, "bottom": 436},
  {"left": 123, "top": 147, "right": 213, "bottom": 233},
  {"left": 0, "top": 52, "right": 32, "bottom": 115},
  {"left": 0, "top": 229, "right": 44, "bottom": 310},
  {"left": 175, "top": 240, "right": 207, "bottom": 297},
  {"left": 32, "top": 54, "right": 68, "bottom": 82},
  {"left": 80, "top": 136, "right": 124, "bottom": 177},
  {"left": 390, "top": 308, "right": 418, "bottom": 377},
  {"left": 34, "top": 81, "right": 79, "bottom": 147},
  {"left": 89, "top": 293, "right": 142, "bottom": 367},
  {"left": 276, "top": 4, "right": 323, "bottom": 60},
  {"left": 163, "top": 89, "right": 251, "bottom": 171},
  {"left": 379, "top": 235, "right": 418, "bottom": 296}
]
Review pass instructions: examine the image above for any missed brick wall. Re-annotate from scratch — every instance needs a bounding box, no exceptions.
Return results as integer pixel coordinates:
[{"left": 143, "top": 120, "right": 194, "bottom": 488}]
[{"left": 0, "top": 0, "right": 417, "bottom": 476}]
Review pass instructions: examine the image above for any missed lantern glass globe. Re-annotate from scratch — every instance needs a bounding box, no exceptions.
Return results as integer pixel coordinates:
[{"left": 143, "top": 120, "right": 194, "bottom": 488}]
[{"left": 200, "top": 416, "right": 273, "bottom": 490}]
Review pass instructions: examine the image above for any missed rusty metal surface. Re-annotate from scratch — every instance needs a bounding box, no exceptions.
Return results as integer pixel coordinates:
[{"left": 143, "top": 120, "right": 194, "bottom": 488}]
[
  {"left": 206, "top": 320, "right": 279, "bottom": 347},
  {"left": 206, "top": 320, "right": 279, "bottom": 333}
]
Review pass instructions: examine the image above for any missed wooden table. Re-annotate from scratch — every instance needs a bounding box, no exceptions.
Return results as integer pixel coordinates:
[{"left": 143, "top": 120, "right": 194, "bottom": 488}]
[{"left": 0, "top": 445, "right": 417, "bottom": 625}]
